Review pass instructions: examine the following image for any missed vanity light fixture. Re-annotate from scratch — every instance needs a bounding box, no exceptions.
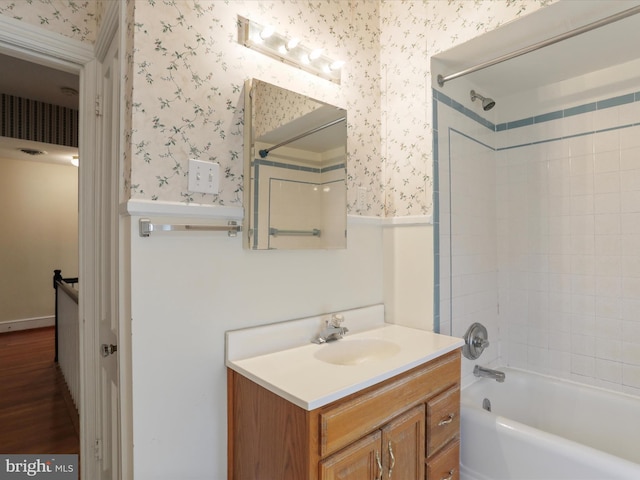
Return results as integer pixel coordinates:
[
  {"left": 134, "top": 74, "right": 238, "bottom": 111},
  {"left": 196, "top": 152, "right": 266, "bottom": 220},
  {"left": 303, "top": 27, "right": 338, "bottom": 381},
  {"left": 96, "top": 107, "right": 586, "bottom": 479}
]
[{"left": 238, "top": 15, "right": 343, "bottom": 84}]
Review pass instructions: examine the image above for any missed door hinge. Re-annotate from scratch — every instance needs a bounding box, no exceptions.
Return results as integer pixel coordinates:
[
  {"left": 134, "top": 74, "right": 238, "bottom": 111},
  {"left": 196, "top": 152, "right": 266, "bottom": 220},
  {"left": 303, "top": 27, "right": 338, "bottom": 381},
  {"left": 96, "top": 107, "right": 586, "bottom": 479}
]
[
  {"left": 95, "top": 95, "right": 103, "bottom": 116},
  {"left": 101, "top": 343, "right": 118, "bottom": 357},
  {"left": 95, "top": 437, "right": 103, "bottom": 461}
]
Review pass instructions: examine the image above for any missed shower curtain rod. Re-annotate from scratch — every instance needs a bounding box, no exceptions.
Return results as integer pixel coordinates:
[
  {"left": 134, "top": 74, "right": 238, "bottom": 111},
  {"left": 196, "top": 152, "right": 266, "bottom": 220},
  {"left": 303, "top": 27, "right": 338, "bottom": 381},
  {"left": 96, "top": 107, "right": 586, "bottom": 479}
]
[
  {"left": 258, "top": 116, "right": 346, "bottom": 158},
  {"left": 437, "top": 4, "right": 640, "bottom": 87}
]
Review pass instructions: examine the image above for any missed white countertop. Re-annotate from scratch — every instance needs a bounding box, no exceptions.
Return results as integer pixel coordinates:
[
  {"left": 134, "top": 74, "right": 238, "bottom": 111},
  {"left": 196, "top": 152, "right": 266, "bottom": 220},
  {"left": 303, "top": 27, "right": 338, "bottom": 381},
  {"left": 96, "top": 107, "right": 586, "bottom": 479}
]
[{"left": 226, "top": 305, "right": 463, "bottom": 410}]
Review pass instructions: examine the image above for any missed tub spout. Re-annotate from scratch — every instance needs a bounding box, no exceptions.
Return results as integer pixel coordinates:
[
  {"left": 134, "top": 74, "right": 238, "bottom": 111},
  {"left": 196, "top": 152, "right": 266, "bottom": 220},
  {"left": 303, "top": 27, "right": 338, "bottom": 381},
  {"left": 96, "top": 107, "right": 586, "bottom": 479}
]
[{"left": 474, "top": 365, "right": 506, "bottom": 383}]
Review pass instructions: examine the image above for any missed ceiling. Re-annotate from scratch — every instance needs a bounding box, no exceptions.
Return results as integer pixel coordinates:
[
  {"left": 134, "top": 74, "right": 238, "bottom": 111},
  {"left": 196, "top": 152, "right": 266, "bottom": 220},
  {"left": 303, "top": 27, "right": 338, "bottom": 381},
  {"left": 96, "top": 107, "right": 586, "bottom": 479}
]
[{"left": 0, "top": 53, "right": 79, "bottom": 166}]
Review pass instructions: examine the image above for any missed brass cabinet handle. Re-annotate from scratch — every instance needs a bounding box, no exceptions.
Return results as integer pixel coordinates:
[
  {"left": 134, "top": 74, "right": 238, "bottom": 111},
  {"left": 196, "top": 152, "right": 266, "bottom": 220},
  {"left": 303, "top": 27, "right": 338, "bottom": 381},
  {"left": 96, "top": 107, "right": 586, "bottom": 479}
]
[
  {"left": 388, "top": 441, "right": 395, "bottom": 479},
  {"left": 438, "top": 413, "right": 455, "bottom": 426},
  {"left": 442, "top": 468, "right": 455, "bottom": 480},
  {"left": 375, "top": 450, "right": 383, "bottom": 480}
]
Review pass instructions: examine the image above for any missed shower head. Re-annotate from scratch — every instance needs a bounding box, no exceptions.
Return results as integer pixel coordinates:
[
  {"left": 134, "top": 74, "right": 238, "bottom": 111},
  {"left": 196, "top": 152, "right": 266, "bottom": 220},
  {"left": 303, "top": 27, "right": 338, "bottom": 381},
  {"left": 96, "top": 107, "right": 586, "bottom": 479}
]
[{"left": 470, "top": 90, "right": 496, "bottom": 111}]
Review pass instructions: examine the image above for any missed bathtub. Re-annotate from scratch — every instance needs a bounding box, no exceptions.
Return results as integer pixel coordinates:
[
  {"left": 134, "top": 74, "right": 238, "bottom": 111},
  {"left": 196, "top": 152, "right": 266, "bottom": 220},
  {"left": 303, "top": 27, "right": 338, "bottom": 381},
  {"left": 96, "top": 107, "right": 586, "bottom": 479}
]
[{"left": 460, "top": 367, "right": 640, "bottom": 480}]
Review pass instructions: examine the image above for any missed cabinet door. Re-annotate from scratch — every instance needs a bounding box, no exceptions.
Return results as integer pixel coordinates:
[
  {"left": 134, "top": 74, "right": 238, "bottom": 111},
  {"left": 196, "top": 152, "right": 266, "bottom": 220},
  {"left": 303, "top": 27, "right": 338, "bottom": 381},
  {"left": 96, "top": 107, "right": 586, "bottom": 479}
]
[
  {"left": 382, "top": 404, "right": 425, "bottom": 480},
  {"left": 320, "top": 430, "right": 382, "bottom": 480}
]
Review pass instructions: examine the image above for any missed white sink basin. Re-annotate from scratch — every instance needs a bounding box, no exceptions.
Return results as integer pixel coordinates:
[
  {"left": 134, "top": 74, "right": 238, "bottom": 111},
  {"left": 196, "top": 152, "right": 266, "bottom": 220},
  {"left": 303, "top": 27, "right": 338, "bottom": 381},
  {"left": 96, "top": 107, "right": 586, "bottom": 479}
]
[
  {"left": 313, "top": 338, "right": 401, "bottom": 366},
  {"left": 226, "top": 305, "right": 465, "bottom": 409}
]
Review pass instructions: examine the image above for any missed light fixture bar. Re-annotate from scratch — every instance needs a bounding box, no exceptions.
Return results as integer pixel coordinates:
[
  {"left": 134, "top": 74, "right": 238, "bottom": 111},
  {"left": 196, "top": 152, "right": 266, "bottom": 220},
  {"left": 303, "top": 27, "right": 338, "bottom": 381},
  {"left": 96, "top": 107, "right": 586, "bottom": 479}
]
[{"left": 237, "top": 15, "right": 343, "bottom": 84}]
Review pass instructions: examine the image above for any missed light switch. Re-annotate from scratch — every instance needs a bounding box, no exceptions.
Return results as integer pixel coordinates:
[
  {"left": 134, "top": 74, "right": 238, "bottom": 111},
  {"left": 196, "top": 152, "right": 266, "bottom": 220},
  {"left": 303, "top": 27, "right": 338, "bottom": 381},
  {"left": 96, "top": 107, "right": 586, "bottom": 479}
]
[{"left": 188, "top": 159, "right": 219, "bottom": 195}]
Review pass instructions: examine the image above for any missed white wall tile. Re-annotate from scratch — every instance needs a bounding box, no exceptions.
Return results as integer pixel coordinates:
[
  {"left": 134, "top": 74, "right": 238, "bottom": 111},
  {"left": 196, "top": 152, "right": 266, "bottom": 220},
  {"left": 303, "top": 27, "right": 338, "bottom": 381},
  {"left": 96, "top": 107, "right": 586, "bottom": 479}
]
[
  {"left": 594, "top": 192, "right": 620, "bottom": 214},
  {"left": 571, "top": 353, "right": 596, "bottom": 377},
  {"left": 594, "top": 214, "right": 620, "bottom": 234},
  {"left": 594, "top": 128, "right": 620, "bottom": 153},
  {"left": 594, "top": 150, "right": 620, "bottom": 173},
  {"left": 594, "top": 171, "right": 620, "bottom": 194},
  {"left": 620, "top": 146, "right": 640, "bottom": 171},
  {"left": 622, "top": 256, "right": 640, "bottom": 277},
  {"left": 623, "top": 342, "right": 640, "bottom": 366},
  {"left": 596, "top": 276, "right": 621, "bottom": 298},
  {"left": 596, "top": 337, "right": 622, "bottom": 360},
  {"left": 623, "top": 364, "right": 640, "bottom": 389},
  {"left": 619, "top": 125, "right": 640, "bottom": 149},
  {"left": 620, "top": 169, "right": 640, "bottom": 192},
  {"left": 595, "top": 296, "right": 622, "bottom": 319},
  {"left": 596, "top": 358, "right": 622, "bottom": 383},
  {"left": 618, "top": 106, "right": 640, "bottom": 131},
  {"left": 622, "top": 189, "right": 640, "bottom": 213}
]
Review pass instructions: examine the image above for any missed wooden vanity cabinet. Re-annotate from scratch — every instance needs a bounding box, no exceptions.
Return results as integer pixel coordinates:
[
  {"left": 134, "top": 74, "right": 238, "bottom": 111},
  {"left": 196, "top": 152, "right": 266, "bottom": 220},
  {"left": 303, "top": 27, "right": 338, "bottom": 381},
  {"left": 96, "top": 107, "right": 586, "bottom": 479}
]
[
  {"left": 320, "top": 404, "right": 425, "bottom": 480},
  {"left": 228, "top": 348, "right": 461, "bottom": 480}
]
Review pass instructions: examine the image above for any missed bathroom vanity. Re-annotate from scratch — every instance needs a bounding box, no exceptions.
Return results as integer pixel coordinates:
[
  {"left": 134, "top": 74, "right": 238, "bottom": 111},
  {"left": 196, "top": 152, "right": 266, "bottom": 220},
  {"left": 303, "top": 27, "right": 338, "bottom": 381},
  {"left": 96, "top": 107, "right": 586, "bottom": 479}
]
[{"left": 226, "top": 305, "right": 463, "bottom": 480}]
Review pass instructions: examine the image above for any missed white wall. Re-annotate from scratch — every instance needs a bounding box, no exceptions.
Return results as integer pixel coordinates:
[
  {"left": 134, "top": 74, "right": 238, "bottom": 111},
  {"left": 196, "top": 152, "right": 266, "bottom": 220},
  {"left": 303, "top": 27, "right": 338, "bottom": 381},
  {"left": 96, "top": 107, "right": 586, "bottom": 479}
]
[
  {"left": 383, "top": 222, "right": 434, "bottom": 330},
  {"left": 129, "top": 211, "right": 384, "bottom": 480},
  {"left": 0, "top": 157, "right": 78, "bottom": 325}
]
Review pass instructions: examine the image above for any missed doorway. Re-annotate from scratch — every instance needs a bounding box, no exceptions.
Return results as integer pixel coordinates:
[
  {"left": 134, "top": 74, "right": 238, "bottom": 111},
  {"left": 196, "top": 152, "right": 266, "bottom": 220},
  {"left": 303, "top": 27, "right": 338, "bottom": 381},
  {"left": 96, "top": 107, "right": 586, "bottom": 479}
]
[{"left": 0, "top": 50, "right": 81, "bottom": 457}]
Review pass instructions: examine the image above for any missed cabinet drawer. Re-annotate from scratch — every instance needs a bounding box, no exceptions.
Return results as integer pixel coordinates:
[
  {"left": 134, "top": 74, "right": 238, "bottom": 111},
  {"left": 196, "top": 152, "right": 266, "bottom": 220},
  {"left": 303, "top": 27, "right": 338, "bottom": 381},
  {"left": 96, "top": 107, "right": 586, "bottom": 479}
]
[
  {"left": 426, "top": 386, "right": 460, "bottom": 456},
  {"left": 426, "top": 439, "right": 459, "bottom": 480},
  {"left": 320, "top": 351, "right": 460, "bottom": 457}
]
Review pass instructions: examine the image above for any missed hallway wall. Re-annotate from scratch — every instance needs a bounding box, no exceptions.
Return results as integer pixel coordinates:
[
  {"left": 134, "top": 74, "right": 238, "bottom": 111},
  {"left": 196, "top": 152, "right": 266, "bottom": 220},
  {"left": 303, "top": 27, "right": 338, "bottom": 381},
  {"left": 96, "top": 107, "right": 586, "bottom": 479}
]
[{"left": 0, "top": 158, "right": 78, "bottom": 327}]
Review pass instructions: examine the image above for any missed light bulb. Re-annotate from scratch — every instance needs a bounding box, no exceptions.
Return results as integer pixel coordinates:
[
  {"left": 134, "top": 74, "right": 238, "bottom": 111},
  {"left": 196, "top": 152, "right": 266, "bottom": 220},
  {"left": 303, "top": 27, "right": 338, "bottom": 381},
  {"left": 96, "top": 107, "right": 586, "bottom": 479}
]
[
  {"left": 330, "top": 60, "right": 345, "bottom": 71},
  {"left": 260, "top": 25, "right": 275, "bottom": 39},
  {"left": 309, "top": 48, "right": 323, "bottom": 60},
  {"left": 286, "top": 38, "right": 300, "bottom": 50}
]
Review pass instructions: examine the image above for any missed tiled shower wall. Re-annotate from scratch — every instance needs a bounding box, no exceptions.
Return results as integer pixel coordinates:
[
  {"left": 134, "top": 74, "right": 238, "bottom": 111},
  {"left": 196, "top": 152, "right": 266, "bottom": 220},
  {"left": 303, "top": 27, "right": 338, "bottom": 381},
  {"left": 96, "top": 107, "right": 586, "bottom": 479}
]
[
  {"left": 438, "top": 88, "right": 640, "bottom": 394},
  {"left": 435, "top": 98, "right": 499, "bottom": 380},
  {"left": 498, "top": 93, "right": 640, "bottom": 395}
]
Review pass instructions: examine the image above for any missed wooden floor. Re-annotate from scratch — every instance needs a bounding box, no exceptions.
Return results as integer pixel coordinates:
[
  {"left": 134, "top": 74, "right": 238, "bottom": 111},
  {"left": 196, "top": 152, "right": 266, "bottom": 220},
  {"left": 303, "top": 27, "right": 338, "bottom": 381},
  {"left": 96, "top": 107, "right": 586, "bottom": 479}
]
[{"left": 0, "top": 327, "right": 80, "bottom": 454}]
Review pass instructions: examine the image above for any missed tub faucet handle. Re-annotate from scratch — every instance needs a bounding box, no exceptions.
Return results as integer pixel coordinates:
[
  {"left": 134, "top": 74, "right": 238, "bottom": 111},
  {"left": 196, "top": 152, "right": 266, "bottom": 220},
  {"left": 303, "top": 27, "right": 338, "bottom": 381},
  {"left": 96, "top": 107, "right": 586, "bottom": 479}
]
[
  {"left": 329, "top": 313, "right": 344, "bottom": 327},
  {"left": 463, "top": 322, "right": 490, "bottom": 360}
]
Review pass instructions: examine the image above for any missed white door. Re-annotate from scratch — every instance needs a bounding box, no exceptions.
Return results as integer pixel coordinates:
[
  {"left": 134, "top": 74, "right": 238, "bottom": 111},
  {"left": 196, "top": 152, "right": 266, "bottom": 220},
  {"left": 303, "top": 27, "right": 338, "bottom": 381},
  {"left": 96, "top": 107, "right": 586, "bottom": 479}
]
[{"left": 96, "top": 29, "right": 121, "bottom": 480}]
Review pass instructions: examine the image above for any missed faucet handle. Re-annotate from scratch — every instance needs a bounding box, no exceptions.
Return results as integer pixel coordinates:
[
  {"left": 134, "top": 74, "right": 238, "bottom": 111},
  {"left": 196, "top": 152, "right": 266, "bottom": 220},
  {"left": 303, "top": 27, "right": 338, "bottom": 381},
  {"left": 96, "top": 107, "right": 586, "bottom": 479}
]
[{"left": 329, "top": 313, "right": 344, "bottom": 327}]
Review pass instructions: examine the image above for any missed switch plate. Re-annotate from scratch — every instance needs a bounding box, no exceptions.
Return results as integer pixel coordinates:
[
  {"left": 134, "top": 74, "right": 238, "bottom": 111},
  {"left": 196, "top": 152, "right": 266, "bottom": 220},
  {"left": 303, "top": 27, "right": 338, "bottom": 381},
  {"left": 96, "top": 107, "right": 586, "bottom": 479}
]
[{"left": 188, "top": 159, "right": 219, "bottom": 195}]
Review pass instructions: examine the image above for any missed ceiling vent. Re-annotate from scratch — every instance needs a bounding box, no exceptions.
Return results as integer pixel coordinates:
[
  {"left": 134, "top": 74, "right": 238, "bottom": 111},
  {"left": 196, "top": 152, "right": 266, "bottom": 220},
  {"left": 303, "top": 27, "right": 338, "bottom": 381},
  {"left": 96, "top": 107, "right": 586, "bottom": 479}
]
[{"left": 19, "top": 148, "right": 47, "bottom": 156}]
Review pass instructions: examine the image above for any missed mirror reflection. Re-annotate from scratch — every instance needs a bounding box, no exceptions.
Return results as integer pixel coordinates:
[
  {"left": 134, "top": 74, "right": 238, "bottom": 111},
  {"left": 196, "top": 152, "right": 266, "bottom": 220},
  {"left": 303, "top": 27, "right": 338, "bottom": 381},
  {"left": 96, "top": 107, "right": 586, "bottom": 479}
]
[{"left": 244, "top": 79, "right": 347, "bottom": 250}]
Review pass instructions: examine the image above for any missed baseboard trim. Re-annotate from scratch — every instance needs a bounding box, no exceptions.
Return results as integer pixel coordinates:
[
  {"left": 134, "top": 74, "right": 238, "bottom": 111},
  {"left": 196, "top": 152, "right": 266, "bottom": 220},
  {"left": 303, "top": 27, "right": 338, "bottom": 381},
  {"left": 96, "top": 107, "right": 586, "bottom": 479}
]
[{"left": 0, "top": 316, "right": 55, "bottom": 333}]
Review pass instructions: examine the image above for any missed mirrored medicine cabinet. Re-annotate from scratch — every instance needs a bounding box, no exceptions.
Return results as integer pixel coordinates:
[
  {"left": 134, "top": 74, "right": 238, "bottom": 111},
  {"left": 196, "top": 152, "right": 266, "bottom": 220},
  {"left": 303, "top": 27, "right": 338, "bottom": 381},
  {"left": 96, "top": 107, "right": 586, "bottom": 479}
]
[{"left": 243, "top": 79, "right": 347, "bottom": 250}]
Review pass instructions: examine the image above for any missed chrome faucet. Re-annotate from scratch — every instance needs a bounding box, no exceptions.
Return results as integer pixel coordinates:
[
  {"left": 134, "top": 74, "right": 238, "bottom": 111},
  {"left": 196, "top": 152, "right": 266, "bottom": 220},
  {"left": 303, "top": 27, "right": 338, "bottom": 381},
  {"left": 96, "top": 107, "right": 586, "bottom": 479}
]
[
  {"left": 312, "top": 314, "right": 349, "bottom": 344},
  {"left": 474, "top": 365, "right": 506, "bottom": 383}
]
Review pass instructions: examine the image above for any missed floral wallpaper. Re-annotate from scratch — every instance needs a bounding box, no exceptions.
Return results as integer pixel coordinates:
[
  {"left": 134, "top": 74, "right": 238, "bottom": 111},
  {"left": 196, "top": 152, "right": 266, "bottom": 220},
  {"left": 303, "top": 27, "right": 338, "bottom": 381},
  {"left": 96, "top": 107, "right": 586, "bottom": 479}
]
[
  {"left": 0, "top": 0, "right": 557, "bottom": 217},
  {"left": 0, "top": 0, "right": 98, "bottom": 44}
]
